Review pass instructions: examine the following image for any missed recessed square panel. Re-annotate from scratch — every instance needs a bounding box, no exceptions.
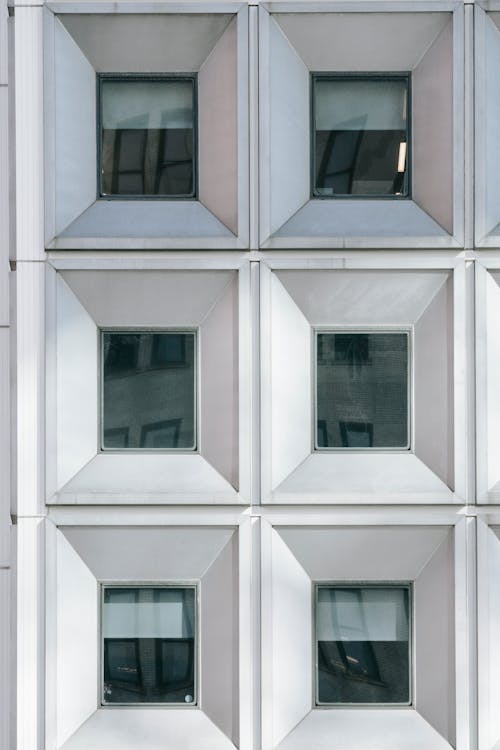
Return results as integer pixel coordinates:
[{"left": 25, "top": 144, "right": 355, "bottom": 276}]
[
  {"left": 102, "top": 331, "right": 196, "bottom": 451},
  {"left": 99, "top": 75, "right": 197, "bottom": 199},
  {"left": 102, "top": 586, "right": 197, "bottom": 706},
  {"left": 311, "top": 75, "right": 410, "bottom": 198},
  {"left": 315, "top": 331, "right": 410, "bottom": 450},
  {"left": 315, "top": 584, "right": 411, "bottom": 705}
]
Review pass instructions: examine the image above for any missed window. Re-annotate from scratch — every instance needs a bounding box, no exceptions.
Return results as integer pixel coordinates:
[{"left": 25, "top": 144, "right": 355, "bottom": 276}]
[
  {"left": 102, "top": 586, "right": 197, "bottom": 705},
  {"left": 311, "top": 74, "right": 410, "bottom": 198},
  {"left": 101, "top": 331, "right": 196, "bottom": 450},
  {"left": 315, "top": 584, "right": 411, "bottom": 705},
  {"left": 315, "top": 330, "right": 410, "bottom": 450},
  {"left": 98, "top": 74, "right": 197, "bottom": 198}
]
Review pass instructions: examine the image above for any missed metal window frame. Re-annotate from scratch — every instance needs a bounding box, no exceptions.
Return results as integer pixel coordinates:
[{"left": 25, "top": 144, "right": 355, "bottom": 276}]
[
  {"left": 96, "top": 72, "right": 199, "bottom": 201},
  {"left": 313, "top": 581, "right": 413, "bottom": 708},
  {"left": 100, "top": 328, "right": 199, "bottom": 453},
  {"left": 312, "top": 327, "right": 412, "bottom": 453},
  {"left": 310, "top": 72, "right": 412, "bottom": 200},
  {"left": 100, "top": 582, "right": 200, "bottom": 709}
]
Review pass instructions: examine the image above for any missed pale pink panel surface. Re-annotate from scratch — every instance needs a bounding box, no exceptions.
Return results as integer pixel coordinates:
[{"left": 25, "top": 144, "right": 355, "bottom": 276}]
[
  {"left": 199, "top": 18, "right": 238, "bottom": 235},
  {"left": 412, "top": 21, "right": 453, "bottom": 234}
]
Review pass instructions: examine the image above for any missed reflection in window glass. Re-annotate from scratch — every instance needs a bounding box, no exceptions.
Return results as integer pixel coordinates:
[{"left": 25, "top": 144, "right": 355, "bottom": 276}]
[
  {"left": 312, "top": 75, "right": 409, "bottom": 197},
  {"left": 99, "top": 76, "right": 196, "bottom": 198},
  {"left": 102, "top": 331, "right": 196, "bottom": 450},
  {"left": 316, "top": 585, "right": 411, "bottom": 705},
  {"left": 102, "top": 586, "right": 196, "bottom": 704},
  {"left": 316, "top": 331, "right": 409, "bottom": 449}
]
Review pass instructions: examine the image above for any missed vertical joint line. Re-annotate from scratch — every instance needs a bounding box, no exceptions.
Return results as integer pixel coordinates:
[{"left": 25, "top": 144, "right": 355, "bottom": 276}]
[{"left": 250, "top": 261, "right": 261, "bottom": 507}]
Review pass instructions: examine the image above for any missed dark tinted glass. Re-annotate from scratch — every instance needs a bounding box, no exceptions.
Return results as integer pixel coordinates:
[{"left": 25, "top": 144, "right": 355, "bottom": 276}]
[
  {"left": 316, "top": 586, "right": 410, "bottom": 705},
  {"left": 100, "top": 77, "right": 196, "bottom": 198},
  {"left": 102, "top": 332, "right": 196, "bottom": 450},
  {"left": 312, "top": 76, "right": 409, "bottom": 197},
  {"left": 316, "top": 332, "right": 409, "bottom": 449},
  {"left": 103, "top": 587, "right": 196, "bottom": 705}
]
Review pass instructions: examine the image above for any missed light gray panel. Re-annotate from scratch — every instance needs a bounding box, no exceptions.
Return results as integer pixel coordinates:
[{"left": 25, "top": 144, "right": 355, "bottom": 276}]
[
  {"left": 199, "top": 18, "right": 238, "bottom": 235},
  {"left": 414, "top": 531, "right": 455, "bottom": 745},
  {"left": 275, "top": 12, "right": 450, "bottom": 71},
  {"left": 62, "top": 527, "right": 234, "bottom": 581},
  {"left": 276, "top": 270, "right": 450, "bottom": 325},
  {"left": 200, "top": 534, "right": 238, "bottom": 745},
  {"left": 273, "top": 199, "right": 449, "bottom": 239},
  {"left": 54, "top": 19, "right": 96, "bottom": 235},
  {"left": 269, "top": 17, "right": 309, "bottom": 235},
  {"left": 59, "top": 13, "right": 233, "bottom": 72},
  {"left": 414, "top": 277, "right": 454, "bottom": 488},
  {"left": 483, "top": 15, "right": 500, "bottom": 237},
  {"left": 412, "top": 21, "right": 453, "bottom": 234},
  {"left": 60, "top": 200, "right": 233, "bottom": 239},
  {"left": 486, "top": 526, "right": 500, "bottom": 746},
  {"left": 200, "top": 275, "right": 238, "bottom": 487},
  {"left": 278, "top": 527, "right": 449, "bottom": 581},
  {"left": 0, "top": 329, "right": 9, "bottom": 566},
  {"left": 0, "top": 88, "right": 8, "bottom": 324},
  {"left": 61, "top": 269, "right": 233, "bottom": 327},
  {"left": 0, "top": 570, "right": 10, "bottom": 750}
]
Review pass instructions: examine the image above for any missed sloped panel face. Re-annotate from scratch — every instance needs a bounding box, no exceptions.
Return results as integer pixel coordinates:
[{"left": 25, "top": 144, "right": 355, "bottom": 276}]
[
  {"left": 275, "top": 12, "right": 450, "bottom": 72},
  {"left": 414, "top": 531, "right": 455, "bottom": 746},
  {"left": 59, "top": 14, "right": 233, "bottom": 73},
  {"left": 484, "top": 526, "right": 500, "bottom": 747},
  {"left": 54, "top": 19, "right": 96, "bottom": 236},
  {"left": 200, "top": 275, "right": 238, "bottom": 488},
  {"left": 199, "top": 19, "right": 238, "bottom": 235},
  {"left": 412, "top": 22, "right": 453, "bottom": 234},
  {"left": 480, "top": 15, "right": 500, "bottom": 239},
  {"left": 486, "top": 273, "right": 500, "bottom": 494},
  {"left": 413, "top": 277, "right": 454, "bottom": 488},
  {"left": 267, "top": 17, "right": 309, "bottom": 236},
  {"left": 200, "top": 535, "right": 239, "bottom": 746}
]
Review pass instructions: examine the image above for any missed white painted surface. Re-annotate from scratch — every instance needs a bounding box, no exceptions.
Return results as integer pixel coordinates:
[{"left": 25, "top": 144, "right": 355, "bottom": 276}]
[
  {"left": 199, "top": 18, "right": 238, "bottom": 234},
  {"left": 0, "top": 0, "right": 7, "bottom": 85},
  {"left": 478, "top": 523, "right": 500, "bottom": 749},
  {"left": 61, "top": 526, "right": 234, "bottom": 581},
  {"left": 481, "top": 13, "right": 500, "bottom": 240},
  {"left": 275, "top": 12, "right": 450, "bottom": 72},
  {"left": 413, "top": 21, "right": 453, "bottom": 234},
  {"left": 60, "top": 269, "right": 233, "bottom": 327},
  {"left": 277, "top": 526, "right": 449, "bottom": 582},
  {"left": 266, "top": 17, "right": 309, "bottom": 237},
  {"left": 200, "top": 275, "right": 239, "bottom": 488},
  {"left": 0, "top": 87, "right": 8, "bottom": 324},
  {"left": 201, "top": 534, "right": 239, "bottom": 745},
  {"left": 414, "top": 531, "right": 455, "bottom": 745},
  {"left": 59, "top": 709, "right": 236, "bottom": 750},
  {"left": 275, "top": 709, "right": 452, "bottom": 750},
  {"left": 54, "top": 19, "right": 96, "bottom": 237},
  {"left": 266, "top": 271, "right": 310, "bottom": 492},
  {"left": 55, "top": 274, "right": 98, "bottom": 493},
  {"left": 0, "top": 329, "right": 9, "bottom": 566},
  {"left": 59, "top": 13, "right": 233, "bottom": 73},
  {"left": 414, "top": 277, "right": 454, "bottom": 488},
  {"left": 55, "top": 530, "right": 98, "bottom": 748},
  {"left": 0, "top": 570, "right": 10, "bottom": 750},
  {"left": 486, "top": 272, "right": 500, "bottom": 499},
  {"left": 270, "top": 530, "right": 311, "bottom": 747}
]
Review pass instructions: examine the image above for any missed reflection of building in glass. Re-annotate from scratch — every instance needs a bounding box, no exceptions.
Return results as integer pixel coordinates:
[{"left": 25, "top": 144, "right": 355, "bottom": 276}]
[
  {"left": 102, "top": 331, "right": 196, "bottom": 450},
  {"left": 316, "top": 332, "right": 409, "bottom": 449}
]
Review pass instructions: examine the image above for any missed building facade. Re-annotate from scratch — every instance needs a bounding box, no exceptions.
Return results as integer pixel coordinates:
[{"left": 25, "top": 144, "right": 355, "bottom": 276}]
[{"left": 2, "top": 0, "right": 500, "bottom": 748}]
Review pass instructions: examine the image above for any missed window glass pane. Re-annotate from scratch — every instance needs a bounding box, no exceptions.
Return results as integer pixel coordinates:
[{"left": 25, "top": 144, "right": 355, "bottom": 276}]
[
  {"left": 316, "top": 331, "right": 409, "bottom": 449},
  {"left": 313, "top": 76, "right": 409, "bottom": 197},
  {"left": 316, "top": 585, "right": 410, "bottom": 705},
  {"left": 103, "top": 586, "right": 196, "bottom": 705},
  {"left": 102, "top": 331, "right": 196, "bottom": 450},
  {"left": 100, "top": 77, "right": 196, "bottom": 197}
]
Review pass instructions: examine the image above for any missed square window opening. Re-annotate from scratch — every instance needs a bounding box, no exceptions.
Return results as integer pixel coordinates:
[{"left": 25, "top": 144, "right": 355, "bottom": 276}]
[
  {"left": 315, "top": 583, "right": 412, "bottom": 706},
  {"left": 101, "top": 585, "right": 197, "bottom": 706},
  {"left": 98, "top": 74, "right": 198, "bottom": 200},
  {"left": 314, "top": 329, "right": 411, "bottom": 451},
  {"left": 311, "top": 74, "right": 411, "bottom": 199},
  {"left": 101, "top": 330, "right": 197, "bottom": 452}
]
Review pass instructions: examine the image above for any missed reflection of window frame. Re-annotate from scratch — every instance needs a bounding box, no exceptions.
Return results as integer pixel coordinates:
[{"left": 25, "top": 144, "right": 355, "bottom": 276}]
[
  {"left": 313, "top": 327, "right": 412, "bottom": 452},
  {"left": 100, "top": 328, "right": 198, "bottom": 453},
  {"left": 310, "top": 72, "right": 411, "bottom": 200},
  {"left": 101, "top": 583, "right": 198, "bottom": 708},
  {"left": 140, "top": 418, "right": 183, "bottom": 449},
  {"left": 97, "top": 72, "right": 198, "bottom": 201},
  {"left": 313, "top": 582, "right": 413, "bottom": 708}
]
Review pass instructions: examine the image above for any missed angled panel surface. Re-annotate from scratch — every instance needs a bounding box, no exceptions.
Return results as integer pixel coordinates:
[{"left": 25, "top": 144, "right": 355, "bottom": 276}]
[
  {"left": 481, "top": 526, "right": 500, "bottom": 747},
  {"left": 199, "top": 18, "right": 238, "bottom": 234},
  {"left": 486, "top": 272, "right": 500, "bottom": 497}
]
